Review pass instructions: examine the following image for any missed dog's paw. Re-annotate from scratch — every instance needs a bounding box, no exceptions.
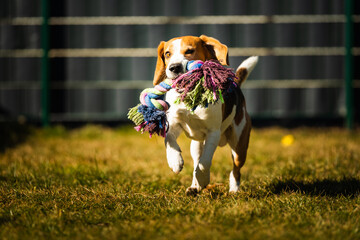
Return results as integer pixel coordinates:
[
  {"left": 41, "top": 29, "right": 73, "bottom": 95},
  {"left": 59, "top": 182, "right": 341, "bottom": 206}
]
[
  {"left": 185, "top": 187, "right": 199, "bottom": 196},
  {"left": 167, "top": 152, "right": 184, "bottom": 174},
  {"left": 168, "top": 159, "right": 184, "bottom": 174},
  {"left": 229, "top": 171, "right": 240, "bottom": 193}
]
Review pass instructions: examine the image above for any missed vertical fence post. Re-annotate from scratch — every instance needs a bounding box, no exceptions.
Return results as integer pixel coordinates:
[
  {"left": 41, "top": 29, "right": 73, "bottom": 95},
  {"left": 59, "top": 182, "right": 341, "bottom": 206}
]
[
  {"left": 345, "top": 0, "right": 354, "bottom": 130},
  {"left": 41, "top": 0, "right": 50, "bottom": 126}
]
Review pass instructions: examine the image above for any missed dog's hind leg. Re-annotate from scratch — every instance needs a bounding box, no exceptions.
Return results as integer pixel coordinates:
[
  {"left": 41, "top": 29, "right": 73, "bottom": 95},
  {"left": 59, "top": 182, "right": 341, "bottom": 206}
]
[
  {"left": 229, "top": 149, "right": 247, "bottom": 193},
  {"left": 227, "top": 113, "right": 251, "bottom": 193}
]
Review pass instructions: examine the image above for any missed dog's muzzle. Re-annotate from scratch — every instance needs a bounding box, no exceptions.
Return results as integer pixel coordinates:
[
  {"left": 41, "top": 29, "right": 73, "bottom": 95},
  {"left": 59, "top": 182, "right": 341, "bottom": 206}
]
[{"left": 166, "top": 60, "right": 188, "bottom": 79}]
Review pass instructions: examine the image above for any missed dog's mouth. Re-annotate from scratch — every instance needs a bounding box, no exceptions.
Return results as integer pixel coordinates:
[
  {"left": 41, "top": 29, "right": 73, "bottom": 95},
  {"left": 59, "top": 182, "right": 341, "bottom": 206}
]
[{"left": 166, "top": 71, "right": 182, "bottom": 80}]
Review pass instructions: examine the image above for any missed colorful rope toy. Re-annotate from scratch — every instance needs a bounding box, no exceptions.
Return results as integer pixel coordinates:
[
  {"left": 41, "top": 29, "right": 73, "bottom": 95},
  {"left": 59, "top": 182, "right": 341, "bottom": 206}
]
[
  {"left": 173, "top": 60, "right": 237, "bottom": 111},
  {"left": 127, "top": 78, "right": 172, "bottom": 137},
  {"left": 127, "top": 60, "right": 237, "bottom": 137}
]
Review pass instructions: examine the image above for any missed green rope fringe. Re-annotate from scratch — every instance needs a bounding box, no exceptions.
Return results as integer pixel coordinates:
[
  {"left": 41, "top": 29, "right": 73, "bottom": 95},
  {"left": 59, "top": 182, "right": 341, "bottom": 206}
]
[
  {"left": 127, "top": 104, "right": 144, "bottom": 126},
  {"left": 177, "top": 77, "right": 224, "bottom": 111}
]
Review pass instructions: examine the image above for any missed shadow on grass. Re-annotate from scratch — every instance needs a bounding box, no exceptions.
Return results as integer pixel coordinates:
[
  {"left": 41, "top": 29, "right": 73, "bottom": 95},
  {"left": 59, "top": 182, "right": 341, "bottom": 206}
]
[
  {"left": 0, "top": 122, "right": 33, "bottom": 153},
  {"left": 269, "top": 177, "right": 360, "bottom": 197}
]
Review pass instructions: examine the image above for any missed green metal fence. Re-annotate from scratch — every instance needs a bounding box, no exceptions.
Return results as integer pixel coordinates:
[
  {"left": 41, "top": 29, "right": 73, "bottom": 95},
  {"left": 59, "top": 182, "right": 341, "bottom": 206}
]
[{"left": 0, "top": 0, "right": 359, "bottom": 127}]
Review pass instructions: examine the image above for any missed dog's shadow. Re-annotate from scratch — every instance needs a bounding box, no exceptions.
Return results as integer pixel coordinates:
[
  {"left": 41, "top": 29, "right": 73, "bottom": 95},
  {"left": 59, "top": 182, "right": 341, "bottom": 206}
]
[
  {"left": 189, "top": 178, "right": 360, "bottom": 198},
  {"left": 269, "top": 177, "right": 360, "bottom": 198}
]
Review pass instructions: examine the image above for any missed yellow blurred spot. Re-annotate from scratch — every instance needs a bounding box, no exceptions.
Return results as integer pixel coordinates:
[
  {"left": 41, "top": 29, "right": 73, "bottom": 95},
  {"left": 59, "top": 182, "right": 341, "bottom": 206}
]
[{"left": 281, "top": 134, "right": 294, "bottom": 147}]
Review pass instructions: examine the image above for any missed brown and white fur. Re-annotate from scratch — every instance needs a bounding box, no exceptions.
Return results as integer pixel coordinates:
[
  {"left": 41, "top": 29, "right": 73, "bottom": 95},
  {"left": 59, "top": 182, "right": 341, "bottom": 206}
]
[{"left": 153, "top": 35, "right": 258, "bottom": 194}]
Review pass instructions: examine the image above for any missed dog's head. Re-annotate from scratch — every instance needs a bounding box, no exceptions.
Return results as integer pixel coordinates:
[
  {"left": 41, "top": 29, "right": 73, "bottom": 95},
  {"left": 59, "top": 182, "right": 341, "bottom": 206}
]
[{"left": 153, "top": 35, "right": 229, "bottom": 85}]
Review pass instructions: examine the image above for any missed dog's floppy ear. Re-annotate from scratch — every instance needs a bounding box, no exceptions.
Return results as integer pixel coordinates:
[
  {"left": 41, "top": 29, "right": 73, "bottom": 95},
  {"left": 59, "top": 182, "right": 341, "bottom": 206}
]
[
  {"left": 153, "top": 41, "right": 166, "bottom": 85},
  {"left": 200, "top": 35, "right": 229, "bottom": 66}
]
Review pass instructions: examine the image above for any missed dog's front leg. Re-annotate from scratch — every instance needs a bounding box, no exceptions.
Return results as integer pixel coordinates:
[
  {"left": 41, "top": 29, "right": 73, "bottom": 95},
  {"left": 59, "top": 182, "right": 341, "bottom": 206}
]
[
  {"left": 165, "top": 124, "right": 184, "bottom": 174},
  {"left": 187, "top": 130, "right": 220, "bottom": 194}
]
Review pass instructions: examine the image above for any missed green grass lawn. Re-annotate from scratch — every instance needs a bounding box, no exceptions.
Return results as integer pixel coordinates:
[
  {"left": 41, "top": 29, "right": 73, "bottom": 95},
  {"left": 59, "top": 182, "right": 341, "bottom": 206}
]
[{"left": 1, "top": 124, "right": 360, "bottom": 240}]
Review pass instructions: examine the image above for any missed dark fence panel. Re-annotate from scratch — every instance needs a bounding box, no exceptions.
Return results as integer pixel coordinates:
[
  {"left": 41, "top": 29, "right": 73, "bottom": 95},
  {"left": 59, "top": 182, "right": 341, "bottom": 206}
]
[{"left": 0, "top": 0, "right": 359, "bottom": 125}]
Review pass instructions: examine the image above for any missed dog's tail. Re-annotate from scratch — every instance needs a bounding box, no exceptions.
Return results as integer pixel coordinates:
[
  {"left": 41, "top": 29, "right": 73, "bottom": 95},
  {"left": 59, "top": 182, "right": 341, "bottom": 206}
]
[{"left": 235, "top": 56, "right": 258, "bottom": 87}]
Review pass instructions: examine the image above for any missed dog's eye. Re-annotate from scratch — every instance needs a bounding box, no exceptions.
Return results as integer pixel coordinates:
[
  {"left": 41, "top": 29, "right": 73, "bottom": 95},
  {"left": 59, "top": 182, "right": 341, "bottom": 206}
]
[
  {"left": 185, "top": 49, "right": 195, "bottom": 55},
  {"left": 165, "top": 51, "right": 171, "bottom": 58}
]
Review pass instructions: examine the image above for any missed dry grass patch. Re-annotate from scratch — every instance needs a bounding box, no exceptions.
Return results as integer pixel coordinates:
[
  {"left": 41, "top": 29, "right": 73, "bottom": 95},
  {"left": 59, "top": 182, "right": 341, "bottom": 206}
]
[{"left": 0, "top": 124, "right": 359, "bottom": 239}]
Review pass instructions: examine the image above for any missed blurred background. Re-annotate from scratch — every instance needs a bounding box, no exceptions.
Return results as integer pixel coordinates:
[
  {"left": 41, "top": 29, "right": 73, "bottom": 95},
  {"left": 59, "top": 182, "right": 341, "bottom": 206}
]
[{"left": 0, "top": 0, "right": 359, "bottom": 128}]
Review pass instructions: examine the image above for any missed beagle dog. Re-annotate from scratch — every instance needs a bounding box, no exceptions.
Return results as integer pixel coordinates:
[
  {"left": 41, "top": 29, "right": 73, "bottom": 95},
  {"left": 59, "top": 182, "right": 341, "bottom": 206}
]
[{"left": 153, "top": 35, "right": 258, "bottom": 195}]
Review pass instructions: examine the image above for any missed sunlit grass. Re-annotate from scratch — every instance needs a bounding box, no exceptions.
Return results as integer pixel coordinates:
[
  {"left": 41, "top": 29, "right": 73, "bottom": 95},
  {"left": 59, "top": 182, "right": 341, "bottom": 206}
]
[{"left": 0, "top": 124, "right": 359, "bottom": 239}]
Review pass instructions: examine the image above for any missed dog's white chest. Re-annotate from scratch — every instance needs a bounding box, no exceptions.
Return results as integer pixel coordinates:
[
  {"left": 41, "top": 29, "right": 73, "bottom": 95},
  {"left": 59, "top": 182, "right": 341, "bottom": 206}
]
[{"left": 166, "top": 89, "right": 222, "bottom": 141}]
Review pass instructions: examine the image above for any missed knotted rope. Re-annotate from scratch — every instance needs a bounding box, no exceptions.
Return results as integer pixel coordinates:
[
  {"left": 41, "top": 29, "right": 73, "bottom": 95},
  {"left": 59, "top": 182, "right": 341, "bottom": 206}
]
[
  {"left": 127, "top": 78, "right": 172, "bottom": 137},
  {"left": 127, "top": 60, "right": 237, "bottom": 137}
]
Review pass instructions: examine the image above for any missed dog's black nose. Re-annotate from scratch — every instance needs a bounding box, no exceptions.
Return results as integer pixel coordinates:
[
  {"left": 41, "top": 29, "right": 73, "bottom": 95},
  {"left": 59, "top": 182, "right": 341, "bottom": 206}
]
[{"left": 169, "top": 63, "right": 183, "bottom": 74}]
